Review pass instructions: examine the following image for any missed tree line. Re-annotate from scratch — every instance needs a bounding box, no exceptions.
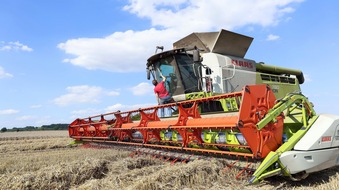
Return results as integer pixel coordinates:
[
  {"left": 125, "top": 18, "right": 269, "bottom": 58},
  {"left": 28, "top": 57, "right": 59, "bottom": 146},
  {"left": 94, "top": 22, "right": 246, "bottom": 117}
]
[
  {"left": 1, "top": 114, "right": 143, "bottom": 133},
  {"left": 1, "top": 123, "right": 68, "bottom": 133}
]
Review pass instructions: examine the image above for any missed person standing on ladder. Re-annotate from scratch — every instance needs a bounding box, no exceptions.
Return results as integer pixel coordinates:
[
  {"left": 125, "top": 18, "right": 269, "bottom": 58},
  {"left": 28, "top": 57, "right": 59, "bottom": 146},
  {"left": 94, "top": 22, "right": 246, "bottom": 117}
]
[{"left": 152, "top": 73, "right": 172, "bottom": 117}]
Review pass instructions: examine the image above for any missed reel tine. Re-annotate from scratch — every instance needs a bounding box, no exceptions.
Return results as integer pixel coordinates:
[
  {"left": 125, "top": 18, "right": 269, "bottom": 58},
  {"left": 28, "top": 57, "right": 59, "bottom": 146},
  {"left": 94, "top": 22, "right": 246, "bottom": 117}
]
[
  {"left": 223, "top": 159, "right": 239, "bottom": 173},
  {"left": 236, "top": 159, "right": 253, "bottom": 180}
]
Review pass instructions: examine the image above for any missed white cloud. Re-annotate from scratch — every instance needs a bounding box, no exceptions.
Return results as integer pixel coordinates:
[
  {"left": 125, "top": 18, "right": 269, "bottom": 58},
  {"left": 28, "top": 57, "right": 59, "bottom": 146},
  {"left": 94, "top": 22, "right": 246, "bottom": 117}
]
[
  {"left": 105, "top": 103, "right": 154, "bottom": 113},
  {"left": 16, "top": 115, "right": 36, "bottom": 121},
  {"left": 53, "top": 85, "right": 119, "bottom": 106},
  {"left": 0, "top": 109, "right": 19, "bottom": 115},
  {"left": 58, "top": 29, "right": 172, "bottom": 72},
  {"left": 33, "top": 116, "right": 52, "bottom": 126},
  {"left": 130, "top": 82, "right": 154, "bottom": 96},
  {"left": 124, "top": 0, "right": 302, "bottom": 30},
  {"left": 70, "top": 108, "right": 101, "bottom": 119},
  {"left": 266, "top": 34, "right": 280, "bottom": 41},
  {"left": 30, "top": 104, "right": 42, "bottom": 109},
  {"left": 58, "top": 0, "right": 303, "bottom": 73},
  {"left": 304, "top": 74, "right": 312, "bottom": 83},
  {"left": 0, "top": 66, "right": 13, "bottom": 79},
  {"left": 69, "top": 103, "right": 155, "bottom": 120},
  {"left": 106, "top": 90, "right": 120, "bottom": 96},
  {"left": 0, "top": 41, "right": 33, "bottom": 52}
]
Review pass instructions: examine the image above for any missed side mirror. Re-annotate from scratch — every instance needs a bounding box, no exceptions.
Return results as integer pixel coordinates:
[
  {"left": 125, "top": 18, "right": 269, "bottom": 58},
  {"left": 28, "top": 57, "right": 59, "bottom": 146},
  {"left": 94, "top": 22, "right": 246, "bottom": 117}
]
[
  {"left": 147, "top": 66, "right": 153, "bottom": 80},
  {"left": 147, "top": 69, "right": 151, "bottom": 80},
  {"left": 205, "top": 67, "right": 212, "bottom": 75}
]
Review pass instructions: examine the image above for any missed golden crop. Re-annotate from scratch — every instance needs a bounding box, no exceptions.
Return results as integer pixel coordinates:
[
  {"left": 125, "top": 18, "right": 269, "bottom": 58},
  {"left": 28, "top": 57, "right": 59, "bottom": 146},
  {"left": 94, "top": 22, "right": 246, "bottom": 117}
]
[{"left": 0, "top": 131, "right": 338, "bottom": 190}]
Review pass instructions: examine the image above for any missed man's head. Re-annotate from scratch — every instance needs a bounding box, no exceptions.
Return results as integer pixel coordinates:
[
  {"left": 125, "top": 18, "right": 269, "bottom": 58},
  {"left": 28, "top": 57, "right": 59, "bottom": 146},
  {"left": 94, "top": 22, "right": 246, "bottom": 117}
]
[{"left": 152, "top": 80, "right": 158, "bottom": 86}]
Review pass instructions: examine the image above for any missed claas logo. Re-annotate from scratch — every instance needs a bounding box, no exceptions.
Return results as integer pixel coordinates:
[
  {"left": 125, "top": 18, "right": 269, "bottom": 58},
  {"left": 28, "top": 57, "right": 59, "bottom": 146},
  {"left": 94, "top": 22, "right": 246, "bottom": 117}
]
[
  {"left": 321, "top": 136, "right": 332, "bottom": 142},
  {"left": 232, "top": 59, "right": 253, "bottom": 69}
]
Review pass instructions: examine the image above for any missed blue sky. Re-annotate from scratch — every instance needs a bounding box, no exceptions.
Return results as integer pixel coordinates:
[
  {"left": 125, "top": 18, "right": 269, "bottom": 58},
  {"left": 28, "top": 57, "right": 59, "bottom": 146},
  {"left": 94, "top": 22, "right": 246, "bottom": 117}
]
[{"left": 1, "top": 0, "right": 339, "bottom": 128}]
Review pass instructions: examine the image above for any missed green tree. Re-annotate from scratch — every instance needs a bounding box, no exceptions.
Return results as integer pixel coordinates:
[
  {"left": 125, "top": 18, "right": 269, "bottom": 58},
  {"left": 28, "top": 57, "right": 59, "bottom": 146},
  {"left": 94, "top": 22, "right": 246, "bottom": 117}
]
[{"left": 1, "top": 127, "right": 7, "bottom": 133}]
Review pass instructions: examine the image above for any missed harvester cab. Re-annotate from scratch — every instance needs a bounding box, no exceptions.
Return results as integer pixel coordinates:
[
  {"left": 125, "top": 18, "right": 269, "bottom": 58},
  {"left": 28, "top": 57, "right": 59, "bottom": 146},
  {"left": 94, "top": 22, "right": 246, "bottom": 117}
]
[{"left": 69, "top": 29, "right": 339, "bottom": 185}]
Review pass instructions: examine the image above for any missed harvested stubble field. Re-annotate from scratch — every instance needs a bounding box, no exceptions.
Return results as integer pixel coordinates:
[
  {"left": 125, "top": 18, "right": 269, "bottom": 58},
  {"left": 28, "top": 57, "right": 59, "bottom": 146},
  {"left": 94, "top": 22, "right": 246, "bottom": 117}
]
[{"left": 0, "top": 131, "right": 339, "bottom": 190}]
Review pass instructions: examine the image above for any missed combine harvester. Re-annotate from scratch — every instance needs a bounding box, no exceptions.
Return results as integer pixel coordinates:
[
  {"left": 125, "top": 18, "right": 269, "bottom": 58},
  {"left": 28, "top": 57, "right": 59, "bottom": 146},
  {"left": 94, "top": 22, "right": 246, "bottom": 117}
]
[{"left": 68, "top": 29, "right": 339, "bottom": 184}]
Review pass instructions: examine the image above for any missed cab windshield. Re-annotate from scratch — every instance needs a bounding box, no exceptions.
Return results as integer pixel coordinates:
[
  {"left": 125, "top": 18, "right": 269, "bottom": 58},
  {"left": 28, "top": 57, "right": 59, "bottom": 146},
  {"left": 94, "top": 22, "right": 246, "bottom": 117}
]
[{"left": 154, "top": 53, "right": 201, "bottom": 96}]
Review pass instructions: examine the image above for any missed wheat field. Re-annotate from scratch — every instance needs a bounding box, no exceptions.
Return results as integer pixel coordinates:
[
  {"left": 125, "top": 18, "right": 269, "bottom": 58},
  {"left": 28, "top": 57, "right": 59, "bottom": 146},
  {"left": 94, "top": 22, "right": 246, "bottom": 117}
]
[{"left": 0, "top": 131, "right": 339, "bottom": 190}]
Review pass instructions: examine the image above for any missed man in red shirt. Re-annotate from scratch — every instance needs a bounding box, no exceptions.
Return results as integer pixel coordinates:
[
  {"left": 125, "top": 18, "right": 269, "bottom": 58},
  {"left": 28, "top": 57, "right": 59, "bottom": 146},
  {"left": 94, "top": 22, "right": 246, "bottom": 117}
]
[{"left": 152, "top": 75, "right": 172, "bottom": 105}]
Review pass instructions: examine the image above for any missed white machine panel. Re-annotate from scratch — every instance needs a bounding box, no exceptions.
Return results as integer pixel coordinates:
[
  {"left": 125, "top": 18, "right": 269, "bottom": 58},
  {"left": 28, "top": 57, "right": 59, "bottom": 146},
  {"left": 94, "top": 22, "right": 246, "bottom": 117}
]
[
  {"left": 294, "top": 114, "right": 339, "bottom": 151},
  {"left": 202, "top": 53, "right": 256, "bottom": 94},
  {"left": 279, "top": 148, "right": 339, "bottom": 174}
]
